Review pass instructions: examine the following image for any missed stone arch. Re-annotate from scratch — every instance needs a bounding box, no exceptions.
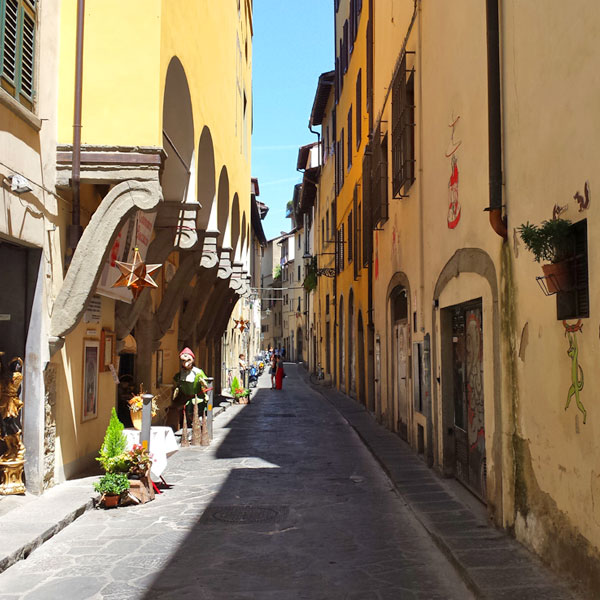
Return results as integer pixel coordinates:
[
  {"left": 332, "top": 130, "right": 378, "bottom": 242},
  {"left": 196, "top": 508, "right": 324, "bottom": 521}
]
[
  {"left": 217, "top": 167, "right": 230, "bottom": 247},
  {"left": 197, "top": 126, "right": 216, "bottom": 231},
  {"left": 162, "top": 56, "right": 194, "bottom": 203},
  {"left": 230, "top": 193, "right": 241, "bottom": 261},
  {"left": 432, "top": 247, "right": 502, "bottom": 520},
  {"left": 240, "top": 212, "right": 247, "bottom": 266}
]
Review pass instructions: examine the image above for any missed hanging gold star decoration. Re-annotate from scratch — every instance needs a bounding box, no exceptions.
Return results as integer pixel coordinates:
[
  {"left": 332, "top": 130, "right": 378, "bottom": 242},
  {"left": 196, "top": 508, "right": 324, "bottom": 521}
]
[
  {"left": 112, "top": 247, "right": 162, "bottom": 300},
  {"left": 234, "top": 318, "right": 250, "bottom": 333}
]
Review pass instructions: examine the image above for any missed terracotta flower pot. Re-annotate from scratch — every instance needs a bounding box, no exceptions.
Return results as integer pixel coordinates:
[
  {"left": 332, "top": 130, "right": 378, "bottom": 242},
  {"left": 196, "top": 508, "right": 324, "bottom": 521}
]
[
  {"left": 542, "top": 260, "right": 573, "bottom": 294},
  {"left": 102, "top": 493, "right": 120, "bottom": 508}
]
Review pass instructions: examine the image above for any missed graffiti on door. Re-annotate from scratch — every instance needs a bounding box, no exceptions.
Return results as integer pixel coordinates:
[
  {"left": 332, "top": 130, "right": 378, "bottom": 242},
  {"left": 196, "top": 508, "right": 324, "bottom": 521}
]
[{"left": 466, "top": 310, "right": 484, "bottom": 450}]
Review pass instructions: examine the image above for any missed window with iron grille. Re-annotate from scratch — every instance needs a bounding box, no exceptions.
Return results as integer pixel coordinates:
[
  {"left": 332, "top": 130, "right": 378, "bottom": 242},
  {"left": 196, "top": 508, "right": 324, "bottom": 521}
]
[
  {"left": 371, "top": 129, "right": 389, "bottom": 225},
  {"left": 392, "top": 55, "right": 415, "bottom": 198},
  {"left": 347, "top": 106, "right": 352, "bottom": 170},
  {"left": 1, "top": 0, "right": 36, "bottom": 110},
  {"left": 348, "top": 211, "right": 353, "bottom": 264},
  {"left": 356, "top": 70, "right": 362, "bottom": 150}
]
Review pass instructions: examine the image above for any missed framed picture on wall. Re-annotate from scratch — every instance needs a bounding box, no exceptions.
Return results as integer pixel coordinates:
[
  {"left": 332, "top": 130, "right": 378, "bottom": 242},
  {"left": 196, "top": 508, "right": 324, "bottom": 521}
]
[
  {"left": 156, "top": 349, "right": 163, "bottom": 386},
  {"left": 100, "top": 329, "right": 116, "bottom": 373},
  {"left": 82, "top": 339, "right": 100, "bottom": 422}
]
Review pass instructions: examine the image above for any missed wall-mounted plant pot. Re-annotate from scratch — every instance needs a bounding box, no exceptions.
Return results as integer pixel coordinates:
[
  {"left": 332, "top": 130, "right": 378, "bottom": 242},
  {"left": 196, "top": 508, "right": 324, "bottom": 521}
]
[{"left": 541, "top": 260, "right": 574, "bottom": 294}]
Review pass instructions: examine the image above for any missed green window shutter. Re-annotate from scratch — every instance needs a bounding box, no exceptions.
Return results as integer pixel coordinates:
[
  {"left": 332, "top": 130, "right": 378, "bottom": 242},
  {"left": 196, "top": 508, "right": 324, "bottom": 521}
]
[
  {"left": 2, "top": 0, "right": 19, "bottom": 86},
  {"left": 19, "top": 4, "right": 34, "bottom": 99}
]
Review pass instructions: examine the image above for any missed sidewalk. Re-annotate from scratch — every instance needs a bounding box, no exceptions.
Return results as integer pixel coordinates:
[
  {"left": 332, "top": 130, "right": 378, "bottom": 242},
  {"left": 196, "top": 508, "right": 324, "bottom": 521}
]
[
  {"left": 304, "top": 372, "right": 580, "bottom": 600},
  {"left": 0, "top": 400, "right": 234, "bottom": 576}
]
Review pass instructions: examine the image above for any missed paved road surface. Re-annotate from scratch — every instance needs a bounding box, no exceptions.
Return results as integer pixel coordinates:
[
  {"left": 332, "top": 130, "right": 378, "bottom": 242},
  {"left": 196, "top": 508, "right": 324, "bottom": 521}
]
[{"left": 0, "top": 364, "right": 473, "bottom": 599}]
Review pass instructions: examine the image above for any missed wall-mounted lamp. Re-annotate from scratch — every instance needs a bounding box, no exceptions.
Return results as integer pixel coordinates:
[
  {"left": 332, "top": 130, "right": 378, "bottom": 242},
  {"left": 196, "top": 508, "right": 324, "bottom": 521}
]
[
  {"left": 6, "top": 174, "right": 33, "bottom": 195},
  {"left": 302, "top": 253, "right": 336, "bottom": 278}
]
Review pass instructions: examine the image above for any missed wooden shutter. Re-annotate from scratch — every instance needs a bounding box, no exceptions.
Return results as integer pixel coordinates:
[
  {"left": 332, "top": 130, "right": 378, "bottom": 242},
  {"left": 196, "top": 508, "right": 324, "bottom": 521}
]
[
  {"left": 20, "top": 3, "right": 35, "bottom": 99},
  {"left": 2, "top": 0, "right": 19, "bottom": 86}
]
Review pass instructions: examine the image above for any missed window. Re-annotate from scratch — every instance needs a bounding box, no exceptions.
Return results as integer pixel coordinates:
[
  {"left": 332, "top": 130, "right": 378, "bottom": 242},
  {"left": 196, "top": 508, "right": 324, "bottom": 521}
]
[
  {"left": 356, "top": 71, "right": 362, "bottom": 150},
  {"left": 357, "top": 202, "right": 362, "bottom": 271},
  {"left": 348, "top": 212, "right": 353, "bottom": 263},
  {"left": 326, "top": 210, "right": 330, "bottom": 242},
  {"left": 321, "top": 218, "right": 325, "bottom": 247},
  {"left": 297, "top": 265, "right": 301, "bottom": 281},
  {"left": 347, "top": 107, "right": 353, "bottom": 171},
  {"left": 326, "top": 294, "right": 330, "bottom": 315},
  {"left": 336, "top": 224, "right": 345, "bottom": 273},
  {"left": 1, "top": 0, "right": 36, "bottom": 110},
  {"left": 349, "top": 0, "right": 356, "bottom": 53},
  {"left": 353, "top": 184, "right": 359, "bottom": 279},
  {"left": 556, "top": 219, "right": 590, "bottom": 320},
  {"left": 392, "top": 55, "right": 416, "bottom": 197},
  {"left": 371, "top": 129, "right": 389, "bottom": 225},
  {"left": 343, "top": 21, "right": 349, "bottom": 73}
]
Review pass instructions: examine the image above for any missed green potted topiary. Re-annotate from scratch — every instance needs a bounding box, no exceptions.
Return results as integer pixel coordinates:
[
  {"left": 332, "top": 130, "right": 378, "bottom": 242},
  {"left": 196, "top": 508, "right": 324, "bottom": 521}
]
[
  {"left": 94, "top": 472, "right": 130, "bottom": 508},
  {"left": 97, "top": 407, "right": 129, "bottom": 474},
  {"left": 517, "top": 218, "right": 574, "bottom": 293}
]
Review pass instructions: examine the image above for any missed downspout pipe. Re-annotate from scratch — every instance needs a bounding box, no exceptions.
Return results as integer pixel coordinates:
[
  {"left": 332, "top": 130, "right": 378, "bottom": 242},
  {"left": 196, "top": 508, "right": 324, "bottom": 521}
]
[
  {"left": 485, "top": 0, "right": 507, "bottom": 240},
  {"left": 69, "top": 0, "right": 85, "bottom": 251}
]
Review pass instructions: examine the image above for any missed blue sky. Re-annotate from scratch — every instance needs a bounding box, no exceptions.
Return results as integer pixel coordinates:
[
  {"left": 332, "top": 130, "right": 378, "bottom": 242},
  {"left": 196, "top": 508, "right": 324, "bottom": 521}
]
[{"left": 252, "top": 1, "right": 333, "bottom": 241}]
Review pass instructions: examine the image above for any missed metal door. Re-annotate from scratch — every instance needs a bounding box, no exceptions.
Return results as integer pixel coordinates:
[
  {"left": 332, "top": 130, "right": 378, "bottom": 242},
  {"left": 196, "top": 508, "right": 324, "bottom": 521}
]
[{"left": 451, "top": 300, "right": 486, "bottom": 500}]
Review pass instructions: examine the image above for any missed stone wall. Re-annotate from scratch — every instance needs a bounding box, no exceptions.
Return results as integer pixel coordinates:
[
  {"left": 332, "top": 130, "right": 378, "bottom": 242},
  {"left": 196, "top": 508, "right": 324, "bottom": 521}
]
[{"left": 43, "top": 364, "right": 56, "bottom": 489}]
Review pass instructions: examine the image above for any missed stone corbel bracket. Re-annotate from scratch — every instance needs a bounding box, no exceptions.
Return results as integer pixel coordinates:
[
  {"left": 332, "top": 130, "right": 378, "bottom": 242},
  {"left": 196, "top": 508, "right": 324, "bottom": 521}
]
[
  {"left": 50, "top": 180, "right": 163, "bottom": 346},
  {"left": 217, "top": 247, "right": 233, "bottom": 280},
  {"left": 200, "top": 230, "right": 220, "bottom": 269},
  {"left": 229, "top": 261, "right": 244, "bottom": 291}
]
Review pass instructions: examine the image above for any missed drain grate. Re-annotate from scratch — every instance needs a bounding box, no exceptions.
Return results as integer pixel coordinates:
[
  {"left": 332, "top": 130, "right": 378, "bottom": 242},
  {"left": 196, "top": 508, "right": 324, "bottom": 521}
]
[{"left": 209, "top": 505, "right": 286, "bottom": 524}]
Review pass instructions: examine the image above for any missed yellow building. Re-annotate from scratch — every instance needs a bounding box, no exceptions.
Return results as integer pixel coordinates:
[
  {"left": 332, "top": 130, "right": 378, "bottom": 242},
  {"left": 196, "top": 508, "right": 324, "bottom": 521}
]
[
  {"left": 309, "top": 72, "right": 336, "bottom": 380},
  {"left": 333, "top": 0, "right": 371, "bottom": 404},
  {"left": 43, "top": 0, "right": 254, "bottom": 483}
]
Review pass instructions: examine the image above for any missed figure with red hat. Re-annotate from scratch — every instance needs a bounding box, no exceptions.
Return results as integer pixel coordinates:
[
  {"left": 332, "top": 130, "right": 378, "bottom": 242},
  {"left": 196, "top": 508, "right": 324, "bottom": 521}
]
[{"left": 171, "top": 348, "right": 208, "bottom": 445}]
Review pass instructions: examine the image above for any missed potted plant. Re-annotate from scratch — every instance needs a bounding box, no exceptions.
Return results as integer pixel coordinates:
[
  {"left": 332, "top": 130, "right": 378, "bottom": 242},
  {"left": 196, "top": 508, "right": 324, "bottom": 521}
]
[
  {"left": 128, "top": 386, "right": 159, "bottom": 430},
  {"left": 97, "top": 408, "right": 129, "bottom": 473},
  {"left": 94, "top": 472, "right": 130, "bottom": 508},
  {"left": 230, "top": 376, "right": 250, "bottom": 404},
  {"left": 517, "top": 218, "right": 573, "bottom": 293}
]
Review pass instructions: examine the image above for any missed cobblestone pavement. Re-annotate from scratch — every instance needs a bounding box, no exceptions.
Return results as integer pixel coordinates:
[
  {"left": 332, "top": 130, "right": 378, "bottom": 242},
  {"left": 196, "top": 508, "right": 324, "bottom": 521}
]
[{"left": 0, "top": 365, "right": 473, "bottom": 599}]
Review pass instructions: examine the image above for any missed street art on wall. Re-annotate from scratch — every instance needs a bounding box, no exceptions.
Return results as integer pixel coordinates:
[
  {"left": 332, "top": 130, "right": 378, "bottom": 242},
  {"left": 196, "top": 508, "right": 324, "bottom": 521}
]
[
  {"left": 563, "top": 320, "right": 586, "bottom": 424},
  {"left": 445, "top": 115, "right": 462, "bottom": 229},
  {"left": 574, "top": 181, "right": 591, "bottom": 212},
  {"left": 466, "top": 309, "right": 484, "bottom": 450}
]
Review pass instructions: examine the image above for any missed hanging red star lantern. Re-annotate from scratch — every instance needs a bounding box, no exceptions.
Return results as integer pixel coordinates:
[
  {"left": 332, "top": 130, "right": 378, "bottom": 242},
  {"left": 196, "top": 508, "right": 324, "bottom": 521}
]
[
  {"left": 234, "top": 318, "right": 250, "bottom": 333},
  {"left": 112, "top": 247, "right": 162, "bottom": 300}
]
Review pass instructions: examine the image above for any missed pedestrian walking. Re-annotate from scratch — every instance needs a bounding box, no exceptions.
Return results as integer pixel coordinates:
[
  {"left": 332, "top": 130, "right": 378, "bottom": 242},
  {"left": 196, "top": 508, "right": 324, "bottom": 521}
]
[
  {"left": 270, "top": 352, "right": 277, "bottom": 389},
  {"left": 275, "top": 355, "right": 285, "bottom": 390}
]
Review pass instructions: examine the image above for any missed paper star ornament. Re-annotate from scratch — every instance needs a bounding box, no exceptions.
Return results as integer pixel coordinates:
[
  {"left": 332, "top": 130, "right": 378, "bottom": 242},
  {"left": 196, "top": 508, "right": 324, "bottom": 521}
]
[{"left": 112, "top": 247, "right": 162, "bottom": 300}]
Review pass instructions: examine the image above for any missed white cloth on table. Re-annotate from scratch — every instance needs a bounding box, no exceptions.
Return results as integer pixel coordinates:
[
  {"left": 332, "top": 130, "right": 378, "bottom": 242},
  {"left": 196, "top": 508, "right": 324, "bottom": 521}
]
[{"left": 123, "top": 426, "right": 178, "bottom": 480}]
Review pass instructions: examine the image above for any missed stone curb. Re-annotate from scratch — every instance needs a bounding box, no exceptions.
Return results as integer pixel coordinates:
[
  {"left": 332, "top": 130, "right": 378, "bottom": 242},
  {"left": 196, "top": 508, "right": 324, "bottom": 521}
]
[{"left": 303, "top": 371, "right": 579, "bottom": 600}]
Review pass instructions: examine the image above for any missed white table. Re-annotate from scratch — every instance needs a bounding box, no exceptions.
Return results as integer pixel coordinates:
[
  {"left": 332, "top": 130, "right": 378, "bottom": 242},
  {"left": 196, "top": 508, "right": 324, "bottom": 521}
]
[{"left": 123, "top": 426, "right": 178, "bottom": 480}]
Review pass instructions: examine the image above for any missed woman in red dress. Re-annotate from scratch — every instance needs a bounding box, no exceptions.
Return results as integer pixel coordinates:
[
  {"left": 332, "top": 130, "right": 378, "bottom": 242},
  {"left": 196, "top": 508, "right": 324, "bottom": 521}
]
[{"left": 275, "top": 356, "right": 284, "bottom": 390}]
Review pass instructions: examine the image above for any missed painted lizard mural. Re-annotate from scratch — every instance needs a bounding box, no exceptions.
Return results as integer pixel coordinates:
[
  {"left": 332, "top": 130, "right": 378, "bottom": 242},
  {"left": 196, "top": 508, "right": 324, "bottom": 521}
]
[{"left": 564, "top": 322, "right": 586, "bottom": 424}]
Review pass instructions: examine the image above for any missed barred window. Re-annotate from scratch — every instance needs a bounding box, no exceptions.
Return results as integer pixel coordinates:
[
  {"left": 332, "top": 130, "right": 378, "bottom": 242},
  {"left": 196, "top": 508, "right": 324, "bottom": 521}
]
[
  {"left": 1, "top": 0, "right": 36, "bottom": 110},
  {"left": 392, "top": 54, "right": 415, "bottom": 198}
]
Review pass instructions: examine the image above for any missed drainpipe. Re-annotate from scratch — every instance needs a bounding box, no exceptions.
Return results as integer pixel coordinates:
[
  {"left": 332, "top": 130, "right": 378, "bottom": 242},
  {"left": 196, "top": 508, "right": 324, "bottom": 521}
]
[
  {"left": 69, "top": 0, "right": 85, "bottom": 251},
  {"left": 485, "top": 0, "right": 507, "bottom": 240}
]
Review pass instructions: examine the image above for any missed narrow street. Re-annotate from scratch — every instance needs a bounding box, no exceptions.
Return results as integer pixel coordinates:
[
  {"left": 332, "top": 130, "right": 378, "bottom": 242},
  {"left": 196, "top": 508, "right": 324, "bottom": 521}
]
[{"left": 0, "top": 364, "right": 473, "bottom": 600}]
